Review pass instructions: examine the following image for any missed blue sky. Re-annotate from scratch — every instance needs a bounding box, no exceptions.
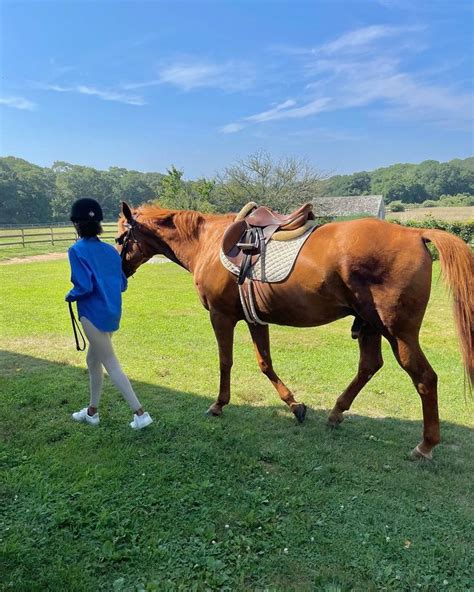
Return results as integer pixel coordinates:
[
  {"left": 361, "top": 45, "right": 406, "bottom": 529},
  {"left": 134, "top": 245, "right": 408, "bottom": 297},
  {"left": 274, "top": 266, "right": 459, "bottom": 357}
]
[{"left": 1, "top": 0, "right": 473, "bottom": 178}]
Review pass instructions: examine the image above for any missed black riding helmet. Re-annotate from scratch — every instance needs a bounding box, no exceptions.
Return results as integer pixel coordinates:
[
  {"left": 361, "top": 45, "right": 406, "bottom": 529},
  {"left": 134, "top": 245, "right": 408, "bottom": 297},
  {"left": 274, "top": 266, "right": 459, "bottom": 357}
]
[{"left": 70, "top": 198, "right": 103, "bottom": 222}]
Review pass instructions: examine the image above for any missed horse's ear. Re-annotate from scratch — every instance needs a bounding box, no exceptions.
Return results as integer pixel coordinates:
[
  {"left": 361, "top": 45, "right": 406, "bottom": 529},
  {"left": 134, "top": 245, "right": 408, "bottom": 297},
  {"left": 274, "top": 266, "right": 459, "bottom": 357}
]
[
  {"left": 121, "top": 201, "right": 133, "bottom": 222},
  {"left": 160, "top": 213, "right": 176, "bottom": 228}
]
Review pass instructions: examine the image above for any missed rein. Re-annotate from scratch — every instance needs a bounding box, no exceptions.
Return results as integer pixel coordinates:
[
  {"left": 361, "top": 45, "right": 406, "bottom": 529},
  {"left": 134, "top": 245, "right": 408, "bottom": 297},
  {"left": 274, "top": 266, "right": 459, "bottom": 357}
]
[{"left": 68, "top": 301, "right": 86, "bottom": 351}]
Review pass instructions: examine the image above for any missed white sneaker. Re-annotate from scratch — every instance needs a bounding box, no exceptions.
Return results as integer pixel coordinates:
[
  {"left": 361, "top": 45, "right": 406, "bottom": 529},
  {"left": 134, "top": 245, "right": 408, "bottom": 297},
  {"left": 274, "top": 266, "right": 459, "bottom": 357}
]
[
  {"left": 129, "top": 412, "right": 153, "bottom": 430},
  {"left": 72, "top": 407, "right": 100, "bottom": 426}
]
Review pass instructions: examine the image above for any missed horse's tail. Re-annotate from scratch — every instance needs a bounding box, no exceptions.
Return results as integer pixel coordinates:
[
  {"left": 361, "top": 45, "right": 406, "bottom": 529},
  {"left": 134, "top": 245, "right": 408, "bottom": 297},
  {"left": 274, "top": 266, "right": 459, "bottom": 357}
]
[{"left": 421, "top": 229, "right": 474, "bottom": 388}]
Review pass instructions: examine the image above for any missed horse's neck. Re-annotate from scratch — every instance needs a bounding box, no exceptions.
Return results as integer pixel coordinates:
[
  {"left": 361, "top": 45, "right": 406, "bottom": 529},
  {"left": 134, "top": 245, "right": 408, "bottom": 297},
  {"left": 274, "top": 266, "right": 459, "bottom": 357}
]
[
  {"left": 163, "top": 214, "right": 231, "bottom": 273},
  {"left": 166, "top": 236, "right": 199, "bottom": 272}
]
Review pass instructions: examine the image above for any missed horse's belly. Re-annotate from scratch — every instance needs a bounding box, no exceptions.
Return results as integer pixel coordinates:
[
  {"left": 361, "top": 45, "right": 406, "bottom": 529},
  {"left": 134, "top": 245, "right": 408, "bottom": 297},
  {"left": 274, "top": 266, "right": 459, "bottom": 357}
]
[{"left": 250, "top": 279, "right": 349, "bottom": 327}]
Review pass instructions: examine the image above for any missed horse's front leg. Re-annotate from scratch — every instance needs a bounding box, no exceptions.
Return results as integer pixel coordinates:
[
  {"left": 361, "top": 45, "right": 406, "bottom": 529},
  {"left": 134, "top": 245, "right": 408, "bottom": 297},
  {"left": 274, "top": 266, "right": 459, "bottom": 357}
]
[
  {"left": 248, "top": 323, "right": 307, "bottom": 423},
  {"left": 206, "top": 310, "right": 237, "bottom": 417}
]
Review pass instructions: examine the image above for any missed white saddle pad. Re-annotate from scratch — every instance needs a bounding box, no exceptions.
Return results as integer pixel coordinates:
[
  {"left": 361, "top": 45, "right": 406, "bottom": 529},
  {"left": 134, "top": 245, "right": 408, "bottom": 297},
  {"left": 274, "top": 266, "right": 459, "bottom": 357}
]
[{"left": 220, "top": 225, "right": 316, "bottom": 283}]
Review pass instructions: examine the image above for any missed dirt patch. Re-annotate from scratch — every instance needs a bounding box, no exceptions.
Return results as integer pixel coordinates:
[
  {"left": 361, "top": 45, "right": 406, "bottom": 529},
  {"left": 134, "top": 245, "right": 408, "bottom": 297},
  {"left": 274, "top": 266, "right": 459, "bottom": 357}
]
[
  {"left": 0, "top": 252, "right": 68, "bottom": 265},
  {"left": 0, "top": 253, "right": 170, "bottom": 265}
]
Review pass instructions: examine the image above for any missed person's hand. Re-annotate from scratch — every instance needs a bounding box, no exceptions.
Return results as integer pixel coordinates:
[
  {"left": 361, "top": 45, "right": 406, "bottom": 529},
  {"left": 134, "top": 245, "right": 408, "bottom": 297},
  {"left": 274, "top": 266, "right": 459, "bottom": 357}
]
[{"left": 65, "top": 293, "right": 74, "bottom": 302}]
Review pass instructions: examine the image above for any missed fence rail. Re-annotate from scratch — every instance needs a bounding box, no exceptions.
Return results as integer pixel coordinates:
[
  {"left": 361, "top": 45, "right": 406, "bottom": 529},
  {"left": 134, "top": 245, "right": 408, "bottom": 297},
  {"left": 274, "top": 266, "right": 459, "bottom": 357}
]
[{"left": 0, "top": 224, "right": 117, "bottom": 248}]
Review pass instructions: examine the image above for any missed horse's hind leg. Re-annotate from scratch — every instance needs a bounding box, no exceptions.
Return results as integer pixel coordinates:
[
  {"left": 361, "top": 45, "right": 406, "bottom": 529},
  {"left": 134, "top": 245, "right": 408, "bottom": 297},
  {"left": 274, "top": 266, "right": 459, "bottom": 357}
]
[
  {"left": 328, "top": 329, "right": 383, "bottom": 426},
  {"left": 389, "top": 335, "right": 439, "bottom": 460},
  {"left": 248, "top": 323, "right": 307, "bottom": 423}
]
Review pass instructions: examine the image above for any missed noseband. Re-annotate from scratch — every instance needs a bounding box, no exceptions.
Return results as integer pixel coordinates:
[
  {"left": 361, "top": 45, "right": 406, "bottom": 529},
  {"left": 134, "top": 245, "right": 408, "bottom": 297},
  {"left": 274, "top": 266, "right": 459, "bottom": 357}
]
[{"left": 115, "top": 217, "right": 146, "bottom": 266}]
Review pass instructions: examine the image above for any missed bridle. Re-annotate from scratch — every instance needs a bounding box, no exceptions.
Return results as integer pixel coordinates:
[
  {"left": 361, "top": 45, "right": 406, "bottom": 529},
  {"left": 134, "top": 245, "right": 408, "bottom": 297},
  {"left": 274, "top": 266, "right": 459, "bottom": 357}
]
[
  {"left": 115, "top": 213, "right": 186, "bottom": 271},
  {"left": 115, "top": 216, "right": 147, "bottom": 267}
]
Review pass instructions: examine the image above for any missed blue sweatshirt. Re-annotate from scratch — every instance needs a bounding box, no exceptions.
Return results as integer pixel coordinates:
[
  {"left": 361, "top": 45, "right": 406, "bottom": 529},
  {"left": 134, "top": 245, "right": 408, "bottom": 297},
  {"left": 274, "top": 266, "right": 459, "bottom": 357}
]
[{"left": 65, "top": 238, "right": 128, "bottom": 332}]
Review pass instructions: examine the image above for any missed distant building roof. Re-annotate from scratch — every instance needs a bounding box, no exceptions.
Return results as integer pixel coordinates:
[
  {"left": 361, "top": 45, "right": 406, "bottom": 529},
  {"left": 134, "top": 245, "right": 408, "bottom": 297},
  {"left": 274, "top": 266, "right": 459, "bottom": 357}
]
[{"left": 312, "top": 195, "right": 385, "bottom": 219}]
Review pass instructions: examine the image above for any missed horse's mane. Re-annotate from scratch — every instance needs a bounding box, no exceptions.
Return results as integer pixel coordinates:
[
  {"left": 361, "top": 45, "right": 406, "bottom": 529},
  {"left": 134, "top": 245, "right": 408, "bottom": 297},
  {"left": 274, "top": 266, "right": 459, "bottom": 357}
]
[{"left": 136, "top": 204, "right": 233, "bottom": 241}]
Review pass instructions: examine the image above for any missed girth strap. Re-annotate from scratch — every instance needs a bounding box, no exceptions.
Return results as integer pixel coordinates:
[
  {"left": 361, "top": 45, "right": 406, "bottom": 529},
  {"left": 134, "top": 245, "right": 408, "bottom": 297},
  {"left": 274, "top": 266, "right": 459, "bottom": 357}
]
[{"left": 235, "top": 224, "right": 276, "bottom": 324}]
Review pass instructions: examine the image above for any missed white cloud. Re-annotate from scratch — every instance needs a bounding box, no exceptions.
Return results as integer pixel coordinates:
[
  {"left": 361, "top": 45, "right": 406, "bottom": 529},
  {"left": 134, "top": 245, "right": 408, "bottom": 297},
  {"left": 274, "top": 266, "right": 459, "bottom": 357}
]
[
  {"left": 222, "top": 23, "right": 472, "bottom": 133},
  {"left": 245, "top": 99, "right": 297, "bottom": 122},
  {"left": 220, "top": 98, "right": 331, "bottom": 133},
  {"left": 246, "top": 98, "right": 329, "bottom": 123},
  {"left": 43, "top": 84, "right": 145, "bottom": 106},
  {"left": 287, "top": 127, "right": 364, "bottom": 141},
  {"left": 220, "top": 122, "right": 246, "bottom": 134},
  {"left": 307, "top": 57, "right": 474, "bottom": 122},
  {"left": 124, "top": 59, "right": 255, "bottom": 92},
  {"left": 271, "top": 25, "right": 423, "bottom": 58},
  {"left": 0, "top": 96, "right": 36, "bottom": 110},
  {"left": 161, "top": 62, "right": 231, "bottom": 91},
  {"left": 317, "top": 25, "right": 420, "bottom": 55}
]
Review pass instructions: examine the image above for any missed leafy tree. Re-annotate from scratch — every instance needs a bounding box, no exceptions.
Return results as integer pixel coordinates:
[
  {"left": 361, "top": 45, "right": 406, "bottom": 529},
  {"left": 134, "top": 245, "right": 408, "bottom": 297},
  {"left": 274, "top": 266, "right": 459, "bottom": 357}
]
[
  {"left": 0, "top": 158, "right": 54, "bottom": 223},
  {"left": 438, "top": 193, "right": 474, "bottom": 206},
  {"left": 414, "top": 160, "right": 474, "bottom": 199},
  {"left": 383, "top": 180, "right": 428, "bottom": 204},
  {"left": 160, "top": 166, "right": 184, "bottom": 207},
  {"left": 324, "top": 171, "right": 371, "bottom": 196},
  {"left": 389, "top": 200, "right": 405, "bottom": 212},
  {"left": 158, "top": 166, "right": 216, "bottom": 212},
  {"left": 0, "top": 162, "right": 22, "bottom": 223},
  {"left": 110, "top": 170, "right": 156, "bottom": 207},
  {"left": 52, "top": 164, "right": 116, "bottom": 221},
  {"left": 217, "top": 151, "right": 324, "bottom": 213},
  {"left": 1, "top": 155, "right": 473, "bottom": 225}
]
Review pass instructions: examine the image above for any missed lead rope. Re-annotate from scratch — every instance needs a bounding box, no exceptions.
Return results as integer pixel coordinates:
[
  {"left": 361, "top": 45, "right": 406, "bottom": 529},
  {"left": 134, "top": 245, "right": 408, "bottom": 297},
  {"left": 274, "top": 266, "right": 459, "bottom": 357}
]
[{"left": 68, "top": 302, "right": 86, "bottom": 351}]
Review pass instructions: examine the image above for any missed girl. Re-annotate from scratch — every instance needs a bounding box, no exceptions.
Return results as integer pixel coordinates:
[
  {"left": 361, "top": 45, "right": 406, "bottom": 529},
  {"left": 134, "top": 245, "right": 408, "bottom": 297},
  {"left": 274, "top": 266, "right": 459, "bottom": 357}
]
[{"left": 65, "top": 197, "right": 153, "bottom": 429}]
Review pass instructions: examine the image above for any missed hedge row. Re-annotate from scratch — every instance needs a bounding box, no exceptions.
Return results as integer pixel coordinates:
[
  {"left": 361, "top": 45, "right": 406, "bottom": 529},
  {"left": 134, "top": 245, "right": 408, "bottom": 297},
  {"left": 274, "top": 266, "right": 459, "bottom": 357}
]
[{"left": 392, "top": 218, "right": 474, "bottom": 245}]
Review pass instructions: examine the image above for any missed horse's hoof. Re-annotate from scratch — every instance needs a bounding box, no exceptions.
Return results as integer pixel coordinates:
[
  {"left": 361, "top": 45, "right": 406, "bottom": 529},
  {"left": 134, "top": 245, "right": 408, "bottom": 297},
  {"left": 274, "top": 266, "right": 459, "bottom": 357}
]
[
  {"left": 205, "top": 406, "right": 222, "bottom": 417},
  {"left": 293, "top": 403, "right": 307, "bottom": 424},
  {"left": 327, "top": 411, "right": 344, "bottom": 428},
  {"left": 410, "top": 444, "right": 433, "bottom": 461}
]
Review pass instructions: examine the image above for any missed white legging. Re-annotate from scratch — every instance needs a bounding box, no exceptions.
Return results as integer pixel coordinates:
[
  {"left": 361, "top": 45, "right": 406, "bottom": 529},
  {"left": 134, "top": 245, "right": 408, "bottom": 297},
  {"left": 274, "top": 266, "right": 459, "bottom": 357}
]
[{"left": 80, "top": 317, "right": 142, "bottom": 412}]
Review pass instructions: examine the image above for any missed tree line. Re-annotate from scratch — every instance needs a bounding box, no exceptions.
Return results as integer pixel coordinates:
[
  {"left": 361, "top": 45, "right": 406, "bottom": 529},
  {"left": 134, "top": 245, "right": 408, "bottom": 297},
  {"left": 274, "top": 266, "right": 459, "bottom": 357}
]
[
  {"left": 324, "top": 158, "right": 474, "bottom": 204},
  {"left": 0, "top": 153, "right": 473, "bottom": 225}
]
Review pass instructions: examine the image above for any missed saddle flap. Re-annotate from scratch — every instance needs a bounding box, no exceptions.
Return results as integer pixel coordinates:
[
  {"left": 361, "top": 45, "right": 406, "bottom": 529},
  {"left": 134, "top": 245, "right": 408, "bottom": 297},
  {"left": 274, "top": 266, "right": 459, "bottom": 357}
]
[{"left": 222, "top": 219, "right": 247, "bottom": 256}]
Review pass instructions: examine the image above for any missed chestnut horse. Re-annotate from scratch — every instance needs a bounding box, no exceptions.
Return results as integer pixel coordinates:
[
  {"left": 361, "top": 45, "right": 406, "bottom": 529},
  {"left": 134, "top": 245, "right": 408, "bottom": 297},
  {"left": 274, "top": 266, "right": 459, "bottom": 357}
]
[{"left": 116, "top": 202, "right": 473, "bottom": 460}]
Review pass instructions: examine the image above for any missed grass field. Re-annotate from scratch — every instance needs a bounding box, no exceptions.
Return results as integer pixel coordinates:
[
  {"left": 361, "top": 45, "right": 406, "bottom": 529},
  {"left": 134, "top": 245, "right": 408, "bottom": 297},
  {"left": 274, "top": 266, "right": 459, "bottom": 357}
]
[
  {"left": 0, "top": 259, "right": 473, "bottom": 591},
  {"left": 388, "top": 206, "right": 474, "bottom": 222}
]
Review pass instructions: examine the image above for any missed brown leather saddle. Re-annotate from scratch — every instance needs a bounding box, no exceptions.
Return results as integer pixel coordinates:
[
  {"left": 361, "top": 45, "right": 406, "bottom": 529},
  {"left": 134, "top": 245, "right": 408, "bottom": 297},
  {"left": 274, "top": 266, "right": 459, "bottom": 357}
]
[
  {"left": 222, "top": 202, "right": 315, "bottom": 285},
  {"left": 223, "top": 202, "right": 365, "bottom": 335}
]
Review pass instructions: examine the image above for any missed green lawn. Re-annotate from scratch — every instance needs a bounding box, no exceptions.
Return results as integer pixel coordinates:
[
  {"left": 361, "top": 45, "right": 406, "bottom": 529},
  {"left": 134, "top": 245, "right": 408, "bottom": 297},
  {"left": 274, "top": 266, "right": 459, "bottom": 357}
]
[{"left": 0, "top": 260, "right": 472, "bottom": 591}]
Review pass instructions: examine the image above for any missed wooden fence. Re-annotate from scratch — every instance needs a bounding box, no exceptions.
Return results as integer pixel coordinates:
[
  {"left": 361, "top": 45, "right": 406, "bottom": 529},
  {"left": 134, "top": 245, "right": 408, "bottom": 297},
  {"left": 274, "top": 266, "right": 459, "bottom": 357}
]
[{"left": 0, "top": 223, "right": 117, "bottom": 248}]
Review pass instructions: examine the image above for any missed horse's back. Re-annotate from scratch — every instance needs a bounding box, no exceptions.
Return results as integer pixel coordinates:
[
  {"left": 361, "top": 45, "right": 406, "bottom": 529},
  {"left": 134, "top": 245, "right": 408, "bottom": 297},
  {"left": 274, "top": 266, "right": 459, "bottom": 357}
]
[{"left": 304, "top": 217, "right": 430, "bottom": 274}]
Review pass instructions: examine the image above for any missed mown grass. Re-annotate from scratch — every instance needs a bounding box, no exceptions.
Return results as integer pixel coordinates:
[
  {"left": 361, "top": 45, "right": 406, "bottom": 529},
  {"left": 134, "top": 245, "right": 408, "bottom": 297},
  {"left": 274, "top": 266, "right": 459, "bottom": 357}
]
[
  {"left": 0, "top": 260, "right": 473, "bottom": 591},
  {"left": 388, "top": 206, "right": 474, "bottom": 222}
]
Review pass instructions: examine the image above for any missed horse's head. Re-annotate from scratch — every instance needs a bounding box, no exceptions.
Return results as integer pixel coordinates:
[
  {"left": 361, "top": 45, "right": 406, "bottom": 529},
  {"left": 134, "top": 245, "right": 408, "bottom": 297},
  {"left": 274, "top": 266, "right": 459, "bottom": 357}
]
[
  {"left": 116, "top": 201, "right": 188, "bottom": 276},
  {"left": 116, "top": 202, "right": 157, "bottom": 277}
]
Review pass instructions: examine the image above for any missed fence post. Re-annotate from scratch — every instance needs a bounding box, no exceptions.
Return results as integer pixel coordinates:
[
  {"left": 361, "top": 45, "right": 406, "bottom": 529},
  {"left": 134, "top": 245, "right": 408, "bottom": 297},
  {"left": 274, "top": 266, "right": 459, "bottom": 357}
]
[
  {"left": 50, "top": 226, "right": 54, "bottom": 246},
  {"left": 21, "top": 228, "right": 25, "bottom": 247}
]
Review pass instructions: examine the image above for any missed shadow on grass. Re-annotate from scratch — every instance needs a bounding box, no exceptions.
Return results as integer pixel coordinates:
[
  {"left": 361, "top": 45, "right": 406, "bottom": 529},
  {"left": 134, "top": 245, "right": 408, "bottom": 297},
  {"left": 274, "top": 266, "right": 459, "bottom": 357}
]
[
  {"left": 1, "top": 350, "right": 473, "bottom": 592},
  {"left": 1, "top": 349, "right": 472, "bottom": 456}
]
